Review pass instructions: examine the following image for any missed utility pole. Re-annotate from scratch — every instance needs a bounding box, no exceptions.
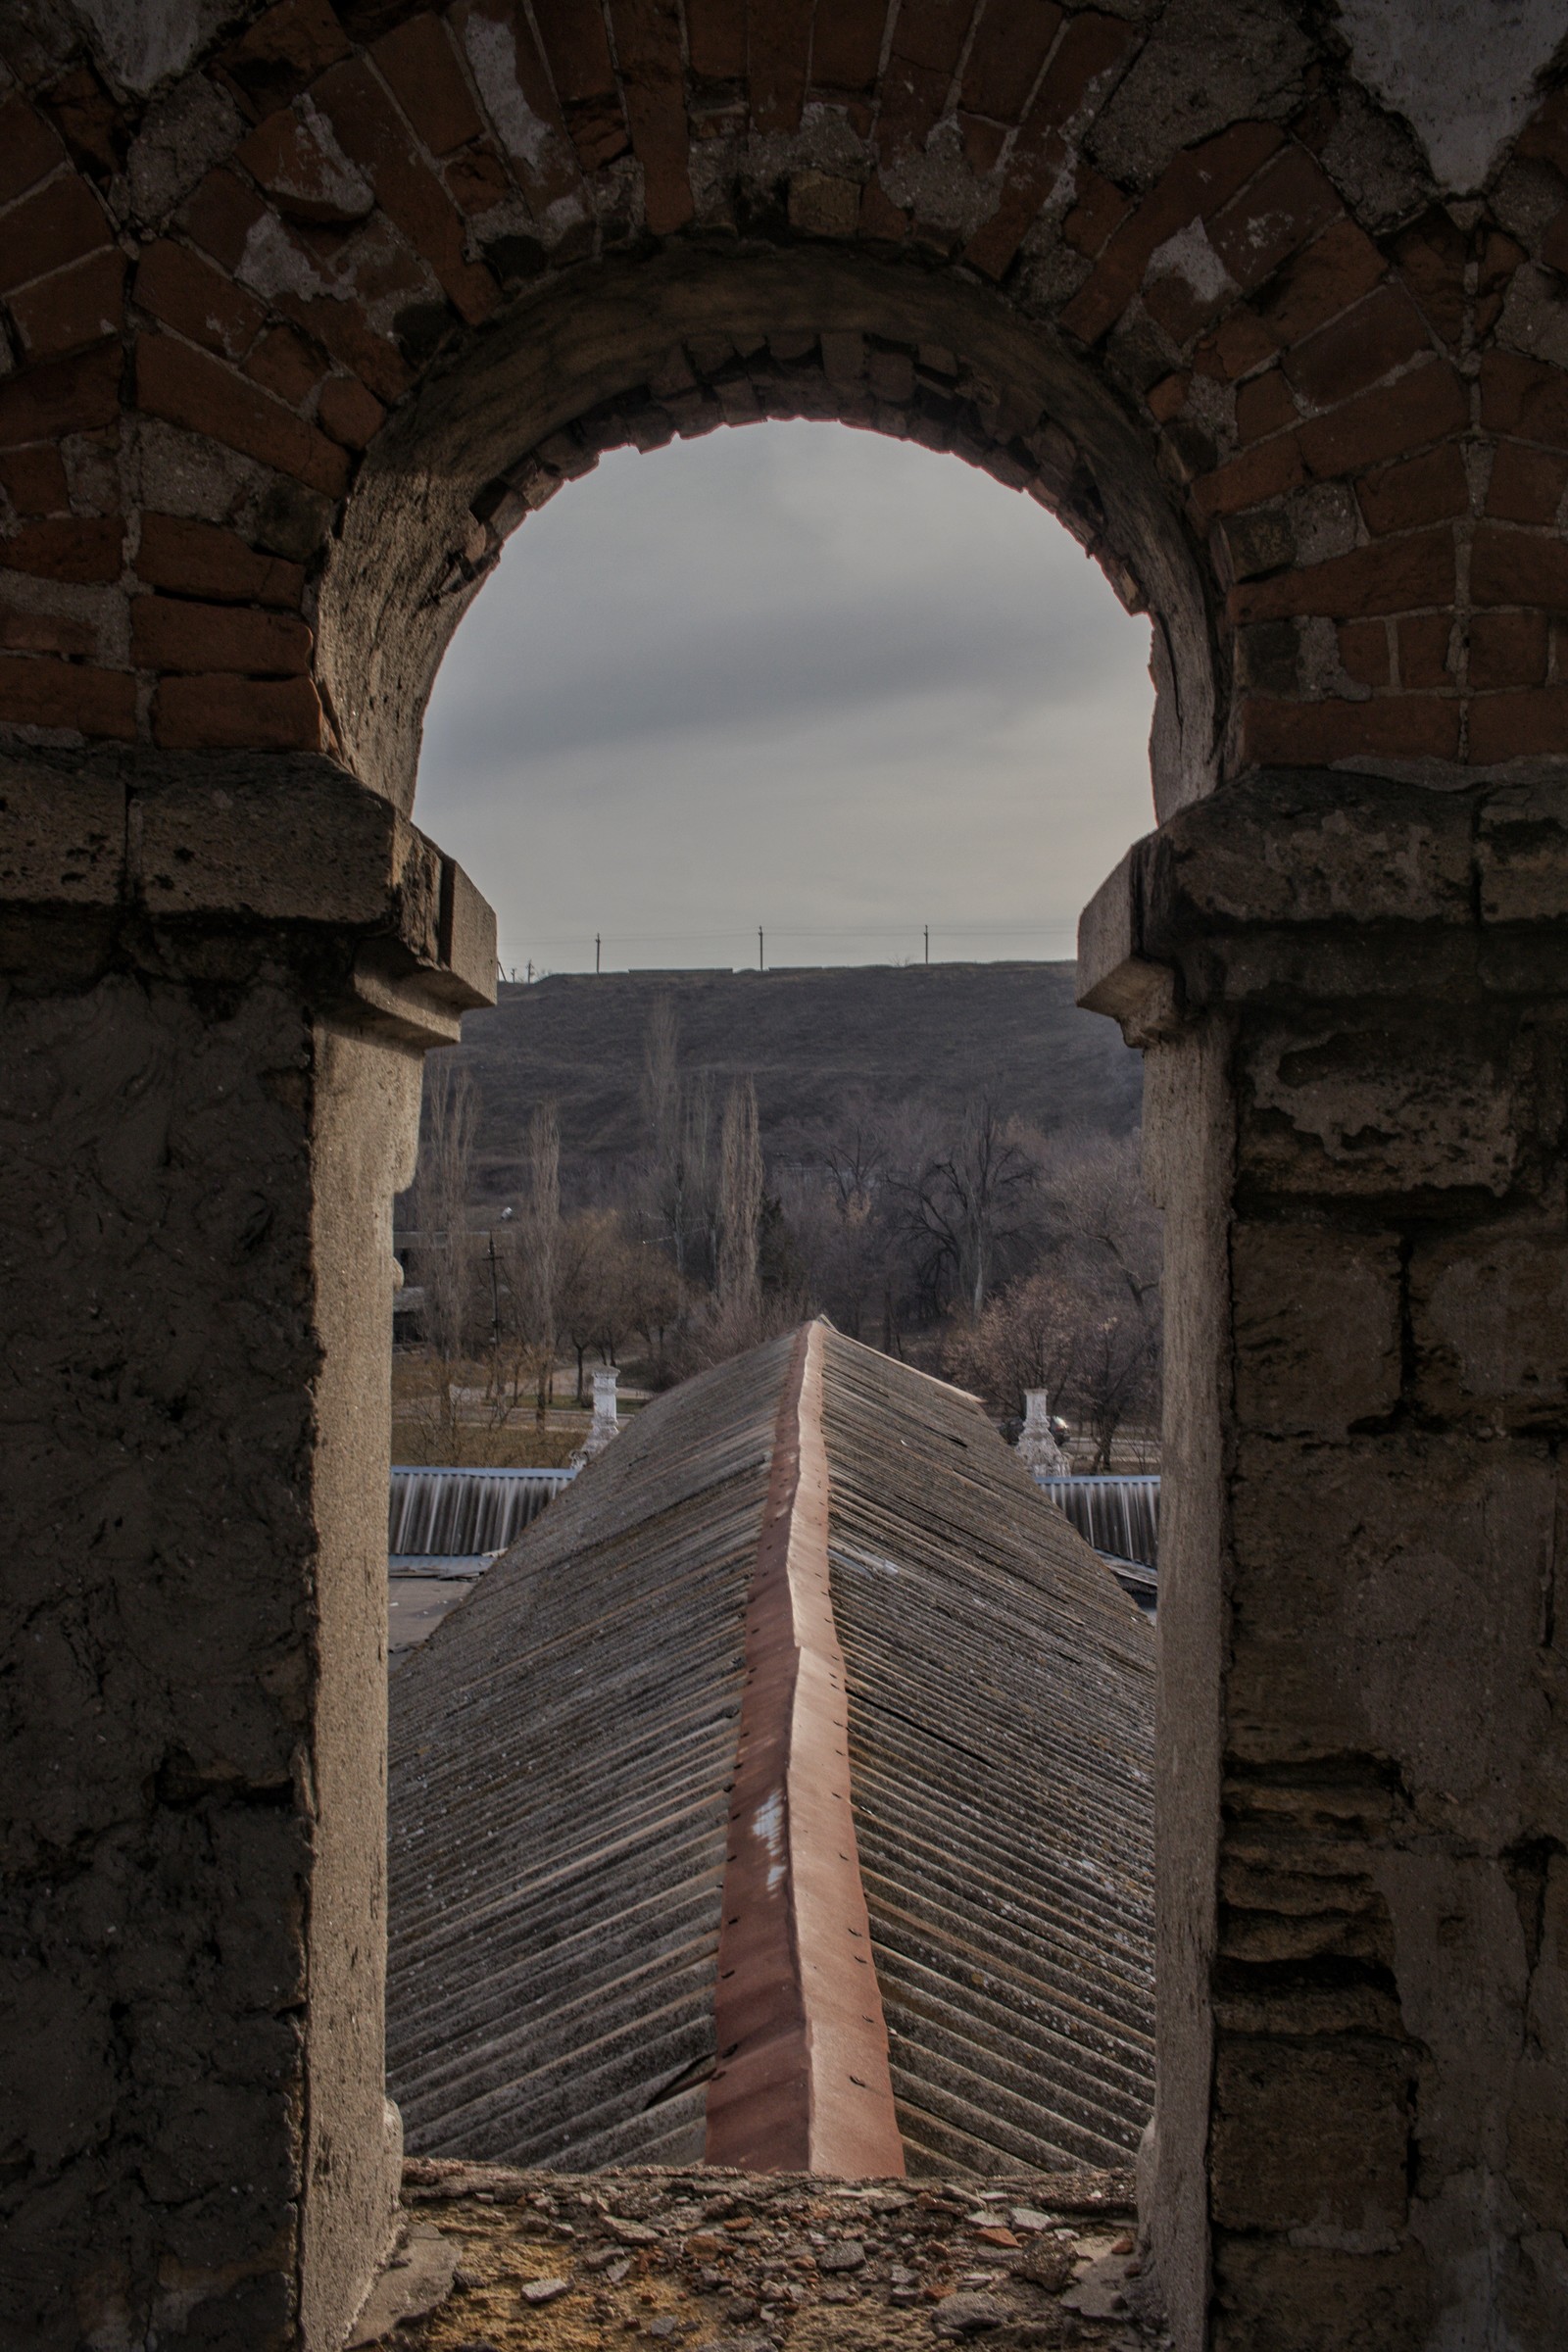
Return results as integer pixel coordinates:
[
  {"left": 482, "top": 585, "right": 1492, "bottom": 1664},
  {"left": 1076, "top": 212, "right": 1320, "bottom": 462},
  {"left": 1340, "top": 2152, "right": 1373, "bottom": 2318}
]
[
  {"left": 526, "top": 958, "right": 534, "bottom": 984},
  {"left": 758, "top": 926, "right": 764, "bottom": 971},
  {"left": 924, "top": 924, "right": 929, "bottom": 965},
  {"left": 595, "top": 932, "right": 601, "bottom": 974}
]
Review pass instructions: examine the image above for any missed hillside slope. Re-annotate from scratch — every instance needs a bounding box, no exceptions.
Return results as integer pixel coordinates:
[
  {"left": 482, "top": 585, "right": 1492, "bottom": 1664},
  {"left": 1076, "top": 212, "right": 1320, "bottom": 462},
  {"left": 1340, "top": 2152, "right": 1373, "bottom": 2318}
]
[{"left": 451, "top": 962, "right": 1140, "bottom": 1199}]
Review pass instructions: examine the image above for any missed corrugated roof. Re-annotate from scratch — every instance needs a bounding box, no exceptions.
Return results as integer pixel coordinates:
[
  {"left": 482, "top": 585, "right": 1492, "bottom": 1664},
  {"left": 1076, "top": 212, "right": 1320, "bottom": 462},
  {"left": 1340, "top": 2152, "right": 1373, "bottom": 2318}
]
[
  {"left": 387, "top": 1339, "right": 787, "bottom": 2170},
  {"left": 386, "top": 1323, "right": 1153, "bottom": 2177},
  {"left": 818, "top": 1339, "right": 1154, "bottom": 2174}
]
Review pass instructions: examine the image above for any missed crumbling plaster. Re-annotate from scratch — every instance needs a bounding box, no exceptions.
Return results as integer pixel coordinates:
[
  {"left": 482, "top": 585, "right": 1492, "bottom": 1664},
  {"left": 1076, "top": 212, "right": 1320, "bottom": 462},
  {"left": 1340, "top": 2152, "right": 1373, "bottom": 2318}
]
[{"left": 1338, "top": 0, "right": 1568, "bottom": 197}]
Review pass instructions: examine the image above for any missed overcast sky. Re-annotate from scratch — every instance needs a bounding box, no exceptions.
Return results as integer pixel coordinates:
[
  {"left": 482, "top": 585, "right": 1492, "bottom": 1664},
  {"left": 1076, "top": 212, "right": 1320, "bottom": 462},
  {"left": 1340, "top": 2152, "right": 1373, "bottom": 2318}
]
[{"left": 416, "top": 420, "right": 1155, "bottom": 976}]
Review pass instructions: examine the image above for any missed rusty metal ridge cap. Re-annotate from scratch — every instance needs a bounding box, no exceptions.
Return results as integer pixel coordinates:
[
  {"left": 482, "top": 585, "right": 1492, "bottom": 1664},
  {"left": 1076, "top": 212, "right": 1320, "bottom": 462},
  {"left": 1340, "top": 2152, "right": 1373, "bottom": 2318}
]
[{"left": 705, "top": 1321, "right": 905, "bottom": 2178}]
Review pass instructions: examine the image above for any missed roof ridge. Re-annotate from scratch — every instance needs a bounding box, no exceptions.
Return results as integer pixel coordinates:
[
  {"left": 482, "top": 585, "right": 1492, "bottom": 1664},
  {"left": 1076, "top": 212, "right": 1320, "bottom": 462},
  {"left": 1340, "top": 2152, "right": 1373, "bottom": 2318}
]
[{"left": 704, "top": 1322, "right": 905, "bottom": 2177}]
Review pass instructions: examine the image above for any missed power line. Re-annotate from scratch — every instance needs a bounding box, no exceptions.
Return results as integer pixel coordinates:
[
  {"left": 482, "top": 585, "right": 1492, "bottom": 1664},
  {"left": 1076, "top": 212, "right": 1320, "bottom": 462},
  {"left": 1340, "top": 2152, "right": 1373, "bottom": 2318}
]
[{"left": 498, "top": 922, "right": 1080, "bottom": 949}]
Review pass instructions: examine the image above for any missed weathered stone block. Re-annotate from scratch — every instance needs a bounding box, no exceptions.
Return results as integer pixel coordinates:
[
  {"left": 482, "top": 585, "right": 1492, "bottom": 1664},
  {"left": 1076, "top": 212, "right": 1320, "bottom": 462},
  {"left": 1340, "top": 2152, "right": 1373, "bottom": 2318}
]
[
  {"left": 1211, "top": 2034, "right": 1412, "bottom": 2234},
  {"left": 1478, "top": 778, "right": 1568, "bottom": 925},
  {"left": 0, "top": 756, "right": 124, "bottom": 903},
  {"left": 1227, "top": 1435, "right": 1557, "bottom": 1839},
  {"left": 1411, "top": 1228, "right": 1568, "bottom": 1424},
  {"left": 438, "top": 856, "right": 496, "bottom": 1003},
  {"left": 1212, "top": 2236, "right": 1432, "bottom": 2351},
  {"left": 1239, "top": 1014, "right": 1520, "bottom": 1198},
  {"left": 134, "top": 760, "right": 420, "bottom": 930},
  {"left": 1233, "top": 1219, "right": 1401, "bottom": 1432}
]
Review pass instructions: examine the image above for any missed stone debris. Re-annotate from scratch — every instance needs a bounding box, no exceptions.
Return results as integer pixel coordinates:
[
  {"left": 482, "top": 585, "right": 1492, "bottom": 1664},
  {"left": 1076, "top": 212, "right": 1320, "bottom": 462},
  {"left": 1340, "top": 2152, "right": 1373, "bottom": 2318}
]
[
  {"left": 518, "top": 2278, "right": 571, "bottom": 2305},
  {"left": 1061, "top": 2255, "right": 1137, "bottom": 2322},
  {"left": 1012, "top": 2237, "right": 1078, "bottom": 2294},
  {"left": 391, "top": 2158, "right": 1171, "bottom": 2350},
  {"left": 930, "top": 2293, "right": 1006, "bottom": 2336},
  {"left": 348, "top": 2225, "right": 460, "bottom": 2346}
]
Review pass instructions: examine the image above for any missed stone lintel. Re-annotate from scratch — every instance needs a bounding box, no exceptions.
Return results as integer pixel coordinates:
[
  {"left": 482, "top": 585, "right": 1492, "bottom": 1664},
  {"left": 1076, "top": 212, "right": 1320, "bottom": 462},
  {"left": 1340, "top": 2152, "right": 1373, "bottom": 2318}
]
[
  {"left": 0, "top": 748, "right": 496, "bottom": 1043},
  {"left": 1077, "top": 765, "right": 1568, "bottom": 1042}
]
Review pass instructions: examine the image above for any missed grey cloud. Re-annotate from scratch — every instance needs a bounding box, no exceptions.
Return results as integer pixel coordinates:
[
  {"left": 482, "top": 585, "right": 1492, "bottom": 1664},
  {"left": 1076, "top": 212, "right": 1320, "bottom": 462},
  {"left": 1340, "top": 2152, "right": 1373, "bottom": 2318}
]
[{"left": 416, "top": 422, "right": 1155, "bottom": 970}]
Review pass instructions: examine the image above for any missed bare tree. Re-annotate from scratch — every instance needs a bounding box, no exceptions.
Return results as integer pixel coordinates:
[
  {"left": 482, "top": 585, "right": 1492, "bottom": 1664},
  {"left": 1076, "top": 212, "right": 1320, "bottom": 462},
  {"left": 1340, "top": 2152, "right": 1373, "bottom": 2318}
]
[
  {"left": 557, "top": 1207, "right": 610, "bottom": 1403},
  {"left": 716, "top": 1076, "right": 763, "bottom": 1331},
  {"left": 413, "top": 1059, "right": 478, "bottom": 1355},
  {"left": 1044, "top": 1133, "right": 1162, "bottom": 1322},
  {"left": 893, "top": 1097, "right": 1036, "bottom": 1315},
  {"left": 683, "top": 1071, "right": 718, "bottom": 1286},
  {"left": 945, "top": 1265, "right": 1082, "bottom": 1427},
  {"left": 629, "top": 1241, "right": 686, "bottom": 1386},
  {"left": 641, "top": 995, "right": 688, "bottom": 1274},
  {"left": 522, "top": 1101, "right": 562, "bottom": 1420},
  {"left": 943, "top": 1128, "right": 1162, "bottom": 1464},
  {"left": 1038, "top": 1131, "right": 1162, "bottom": 1462},
  {"left": 556, "top": 1206, "right": 650, "bottom": 1400},
  {"left": 1074, "top": 1308, "right": 1158, "bottom": 1471},
  {"left": 812, "top": 1105, "right": 894, "bottom": 1341}
]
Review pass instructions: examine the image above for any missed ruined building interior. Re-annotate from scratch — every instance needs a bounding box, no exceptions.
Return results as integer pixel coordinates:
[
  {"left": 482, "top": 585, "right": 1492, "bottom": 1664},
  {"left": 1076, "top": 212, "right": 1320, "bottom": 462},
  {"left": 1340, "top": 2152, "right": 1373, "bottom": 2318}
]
[{"left": 5, "top": 0, "right": 1568, "bottom": 2346}]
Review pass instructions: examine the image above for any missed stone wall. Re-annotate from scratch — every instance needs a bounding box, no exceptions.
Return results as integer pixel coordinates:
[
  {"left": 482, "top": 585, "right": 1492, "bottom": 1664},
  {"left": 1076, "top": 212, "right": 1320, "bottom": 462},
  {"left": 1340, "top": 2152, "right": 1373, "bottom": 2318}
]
[
  {"left": 0, "top": 751, "right": 493, "bottom": 2348},
  {"left": 3, "top": 3, "right": 1568, "bottom": 2346},
  {"left": 1083, "top": 768, "right": 1568, "bottom": 2346}
]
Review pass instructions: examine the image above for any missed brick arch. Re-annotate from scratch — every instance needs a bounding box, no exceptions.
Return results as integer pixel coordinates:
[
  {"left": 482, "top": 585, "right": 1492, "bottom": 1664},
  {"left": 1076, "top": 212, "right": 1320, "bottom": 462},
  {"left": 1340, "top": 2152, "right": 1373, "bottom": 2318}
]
[
  {"left": 4, "top": 3, "right": 1567, "bottom": 810},
  {"left": 318, "top": 241, "right": 1219, "bottom": 814}
]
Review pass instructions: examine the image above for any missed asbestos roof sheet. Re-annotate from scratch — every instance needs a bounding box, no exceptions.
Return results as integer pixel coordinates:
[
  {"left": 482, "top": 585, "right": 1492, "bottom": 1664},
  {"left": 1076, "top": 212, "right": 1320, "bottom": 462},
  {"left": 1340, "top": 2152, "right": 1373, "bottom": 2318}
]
[
  {"left": 386, "top": 1323, "right": 1153, "bottom": 2177},
  {"left": 817, "top": 1340, "right": 1154, "bottom": 2174}
]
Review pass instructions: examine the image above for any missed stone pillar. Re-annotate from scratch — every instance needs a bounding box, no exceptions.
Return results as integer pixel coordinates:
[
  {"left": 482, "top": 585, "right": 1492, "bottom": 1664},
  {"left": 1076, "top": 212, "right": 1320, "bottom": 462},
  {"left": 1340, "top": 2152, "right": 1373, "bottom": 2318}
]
[
  {"left": 1016, "top": 1389, "right": 1070, "bottom": 1475},
  {"left": 1080, "top": 768, "right": 1568, "bottom": 2350},
  {"left": 0, "top": 751, "right": 494, "bottom": 2351},
  {"left": 573, "top": 1367, "right": 621, "bottom": 1466}
]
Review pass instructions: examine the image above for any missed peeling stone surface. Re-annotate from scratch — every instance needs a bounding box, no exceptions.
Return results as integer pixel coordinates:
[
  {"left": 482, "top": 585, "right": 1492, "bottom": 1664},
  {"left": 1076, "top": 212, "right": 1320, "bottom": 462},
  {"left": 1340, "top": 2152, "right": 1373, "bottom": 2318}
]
[
  {"left": 1088, "top": 0, "right": 1314, "bottom": 190},
  {"left": 1338, "top": 0, "right": 1566, "bottom": 196}
]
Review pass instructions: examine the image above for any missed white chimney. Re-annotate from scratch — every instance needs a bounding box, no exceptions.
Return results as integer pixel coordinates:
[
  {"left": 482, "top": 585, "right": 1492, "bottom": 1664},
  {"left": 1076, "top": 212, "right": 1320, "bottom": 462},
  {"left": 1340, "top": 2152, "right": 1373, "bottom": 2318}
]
[
  {"left": 1016, "top": 1389, "right": 1069, "bottom": 1476},
  {"left": 571, "top": 1368, "right": 621, "bottom": 1466}
]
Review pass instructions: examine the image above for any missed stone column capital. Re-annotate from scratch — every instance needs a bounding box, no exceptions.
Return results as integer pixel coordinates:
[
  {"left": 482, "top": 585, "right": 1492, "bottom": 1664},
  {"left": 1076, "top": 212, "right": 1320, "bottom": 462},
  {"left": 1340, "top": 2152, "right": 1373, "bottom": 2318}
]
[
  {"left": 1077, "top": 762, "right": 1568, "bottom": 1043},
  {"left": 0, "top": 748, "right": 495, "bottom": 1046}
]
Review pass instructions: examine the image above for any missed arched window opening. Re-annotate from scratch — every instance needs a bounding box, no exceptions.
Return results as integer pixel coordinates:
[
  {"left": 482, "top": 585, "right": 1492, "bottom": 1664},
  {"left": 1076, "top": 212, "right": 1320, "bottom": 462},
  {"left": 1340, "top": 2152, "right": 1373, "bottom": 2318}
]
[{"left": 384, "top": 409, "right": 1168, "bottom": 2228}]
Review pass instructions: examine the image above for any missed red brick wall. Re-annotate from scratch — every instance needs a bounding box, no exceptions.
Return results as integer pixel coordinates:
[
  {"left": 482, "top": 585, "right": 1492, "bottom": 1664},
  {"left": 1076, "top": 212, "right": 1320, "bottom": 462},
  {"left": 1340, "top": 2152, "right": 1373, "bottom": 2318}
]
[{"left": 1, "top": 3, "right": 1564, "bottom": 780}]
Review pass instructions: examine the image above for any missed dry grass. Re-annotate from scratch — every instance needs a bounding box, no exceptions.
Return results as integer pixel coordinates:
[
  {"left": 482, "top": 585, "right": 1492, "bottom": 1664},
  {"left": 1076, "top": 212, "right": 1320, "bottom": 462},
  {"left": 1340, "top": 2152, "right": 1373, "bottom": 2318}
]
[{"left": 392, "top": 1356, "right": 591, "bottom": 1469}]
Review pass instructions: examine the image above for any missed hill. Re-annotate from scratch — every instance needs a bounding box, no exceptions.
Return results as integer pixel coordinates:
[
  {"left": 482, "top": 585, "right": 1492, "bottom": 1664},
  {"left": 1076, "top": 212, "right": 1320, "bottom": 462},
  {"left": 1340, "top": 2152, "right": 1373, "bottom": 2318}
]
[{"left": 449, "top": 962, "right": 1141, "bottom": 1201}]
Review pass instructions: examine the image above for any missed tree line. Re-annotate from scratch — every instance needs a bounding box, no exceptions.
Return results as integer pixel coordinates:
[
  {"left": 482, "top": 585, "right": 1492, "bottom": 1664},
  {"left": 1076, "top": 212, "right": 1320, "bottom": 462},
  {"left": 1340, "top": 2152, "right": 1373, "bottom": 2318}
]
[{"left": 401, "top": 996, "right": 1160, "bottom": 1467}]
